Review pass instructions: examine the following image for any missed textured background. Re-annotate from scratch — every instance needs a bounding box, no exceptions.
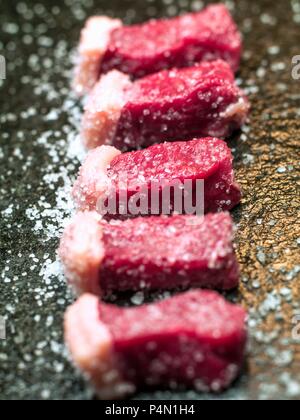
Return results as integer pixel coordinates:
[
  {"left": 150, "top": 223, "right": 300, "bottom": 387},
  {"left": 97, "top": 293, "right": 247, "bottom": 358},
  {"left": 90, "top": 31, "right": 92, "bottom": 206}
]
[{"left": 0, "top": 0, "right": 299, "bottom": 400}]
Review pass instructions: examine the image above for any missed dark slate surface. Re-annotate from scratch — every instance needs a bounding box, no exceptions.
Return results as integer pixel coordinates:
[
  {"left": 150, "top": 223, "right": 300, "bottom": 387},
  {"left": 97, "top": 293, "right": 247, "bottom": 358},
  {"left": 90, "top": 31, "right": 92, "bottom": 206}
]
[{"left": 0, "top": 0, "right": 299, "bottom": 400}]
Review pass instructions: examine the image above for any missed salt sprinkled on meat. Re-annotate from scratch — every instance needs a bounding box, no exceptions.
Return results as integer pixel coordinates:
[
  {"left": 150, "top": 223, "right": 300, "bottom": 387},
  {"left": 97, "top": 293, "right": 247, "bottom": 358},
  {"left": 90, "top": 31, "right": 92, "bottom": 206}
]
[
  {"left": 65, "top": 291, "right": 247, "bottom": 398},
  {"left": 73, "top": 138, "right": 241, "bottom": 215},
  {"left": 1, "top": 0, "right": 299, "bottom": 401},
  {"left": 82, "top": 60, "right": 249, "bottom": 151},
  {"left": 59, "top": 212, "right": 240, "bottom": 296}
]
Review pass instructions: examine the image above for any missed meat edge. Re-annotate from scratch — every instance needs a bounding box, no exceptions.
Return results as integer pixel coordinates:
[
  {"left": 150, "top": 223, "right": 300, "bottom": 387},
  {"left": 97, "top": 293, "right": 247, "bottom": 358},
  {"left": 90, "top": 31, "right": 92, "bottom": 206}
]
[
  {"left": 59, "top": 212, "right": 240, "bottom": 294},
  {"left": 59, "top": 211, "right": 105, "bottom": 295},
  {"left": 73, "top": 17, "right": 123, "bottom": 96},
  {"left": 73, "top": 145, "right": 121, "bottom": 211},
  {"left": 65, "top": 294, "right": 135, "bottom": 399},
  {"left": 81, "top": 70, "right": 132, "bottom": 149},
  {"left": 73, "top": 138, "right": 242, "bottom": 215},
  {"left": 64, "top": 292, "right": 247, "bottom": 398}
]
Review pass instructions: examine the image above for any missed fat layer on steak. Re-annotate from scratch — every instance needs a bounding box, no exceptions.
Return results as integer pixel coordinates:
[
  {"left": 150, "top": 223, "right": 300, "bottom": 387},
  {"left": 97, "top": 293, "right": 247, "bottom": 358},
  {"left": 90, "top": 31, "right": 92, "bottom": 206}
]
[
  {"left": 59, "top": 212, "right": 240, "bottom": 296},
  {"left": 65, "top": 290, "right": 247, "bottom": 399},
  {"left": 73, "top": 138, "right": 242, "bottom": 216},
  {"left": 74, "top": 5, "right": 242, "bottom": 95},
  {"left": 73, "top": 17, "right": 123, "bottom": 96},
  {"left": 81, "top": 60, "right": 249, "bottom": 151}
]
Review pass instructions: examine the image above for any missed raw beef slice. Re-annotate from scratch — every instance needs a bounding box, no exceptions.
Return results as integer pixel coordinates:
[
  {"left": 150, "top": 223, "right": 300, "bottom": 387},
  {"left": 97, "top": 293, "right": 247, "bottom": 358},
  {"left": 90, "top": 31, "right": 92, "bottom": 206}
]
[
  {"left": 65, "top": 290, "right": 247, "bottom": 398},
  {"left": 73, "top": 138, "right": 241, "bottom": 215},
  {"left": 74, "top": 4, "right": 242, "bottom": 95},
  {"left": 59, "top": 212, "right": 240, "bottom": 296},
  {"left": 81, "top": 60, "right": 249, "bottom": 151}
]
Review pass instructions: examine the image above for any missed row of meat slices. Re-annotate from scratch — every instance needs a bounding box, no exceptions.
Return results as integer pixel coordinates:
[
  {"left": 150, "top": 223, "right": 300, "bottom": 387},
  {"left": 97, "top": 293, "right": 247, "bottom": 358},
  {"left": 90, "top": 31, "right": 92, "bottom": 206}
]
[
  {"left": 60, "top": 212, "right": 240, "bottom": 296},
  {"left": 73, "top": 137, "right": 242, "bottom": 215},
  {"left": 81, "top": 60, "right": 249, "bottom": 152},
  {"left": 74, "top": 4, "right": 242, "bottom": 95},
  {"left": 65, "top": 291, "right": 247, "bottom": 399},
  {"left": 62, "top": 4, "right": 249, "bottom": 399}
]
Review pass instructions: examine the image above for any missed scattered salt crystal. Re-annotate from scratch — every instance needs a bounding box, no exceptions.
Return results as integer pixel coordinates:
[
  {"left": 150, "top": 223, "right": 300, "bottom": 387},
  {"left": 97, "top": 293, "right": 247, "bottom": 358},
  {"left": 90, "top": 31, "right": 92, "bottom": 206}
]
[
  {"left": 53, "top": 362, "right": 64, "bottom": 373},
  {"left": 3, "top": 23, "right": 19, "bottom": 34},
  {"left": 131, "top": 292, "right": 145, "bottom": 306},
  {"left": 259, "top": 292, "right": 281, "bottom": 317},
  {"left": 271, "top": 62, "right": 286, "bottom": 72},
  {"left": 275, "top": 350, "right": 293, "bottom": 367},
  {"left": 256, "top": 68, "right": 266, "bottom": 78},
  {"left": 260, "top": 13, "right": 277, "bottom": 26},
  {"left": 46, "top": 316, "right": 54, "bottom": 327},
  {"left": 41, "top": 390, "right": 51, "bottom": 399},
  {"left": 243, "top": 154, "right": 254, "bottom": 165},
  {"left": 294, "top": 14, "right": 300, "bottom": 23},
  {"left": 0, "top": 354, "right": 8, "bottom": 362},
  {"left": 286, "top": 266, "right": 300, "bottom": 281},
  {"left": 286, "top": 381, "right": 300, "bottom": 397},
  {"left": 45, "top": 110, "right": 60, "bottom": 121},
  {"left": 14, "top": 332, "right": 25, "bottom": 345},
  {"left": 280, "top": 287, "right": 291, "bottom": 297},
  {"left": 191, "top": 1, "right": 204, "bottom": 12},
  {"left": 257, "top": 251, "right": 266, "bottom": 265},
  {"left": 268, "top": 46, "right": 280, "bottom": 55}
]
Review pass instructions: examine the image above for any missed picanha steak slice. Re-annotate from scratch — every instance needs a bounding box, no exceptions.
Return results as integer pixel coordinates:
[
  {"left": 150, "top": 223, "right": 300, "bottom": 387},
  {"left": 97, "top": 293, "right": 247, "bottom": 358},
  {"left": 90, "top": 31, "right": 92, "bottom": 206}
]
[
  {"left": 65, "top": 290, "right": 247, "bottom": 399},
  {"left": 74, "top": 4, "right": 242, "bottom": 95},
  {"left": 81, "top": 60, "right": 249, "bottom": 151},
  {"left": 73, "top": 138, "right": 242, "bottom": 216},
  {"left": 59, "top": 212, "right": 240, "bottom": 296}
]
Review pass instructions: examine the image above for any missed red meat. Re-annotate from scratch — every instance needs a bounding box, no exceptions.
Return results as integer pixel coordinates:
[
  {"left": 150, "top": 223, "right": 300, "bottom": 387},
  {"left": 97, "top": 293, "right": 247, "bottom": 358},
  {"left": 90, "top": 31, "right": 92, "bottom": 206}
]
[
  {"left": 73, "top": 138, "right": 241, "bottom": 216},
  {"left": 81, "top": 60, "right": 249, "bottom": 151},
  {"left": 74, "top": 5, "right": 242, "bottom": 95},
  {"left": 65, "top": 290, "right": 247, "bottom": 398},
  {"left": 102, "top": 4, "right": 241, "bottom": 77},
  {"left": 59, "top": 212, "right": 240, "bottom": 296}
]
